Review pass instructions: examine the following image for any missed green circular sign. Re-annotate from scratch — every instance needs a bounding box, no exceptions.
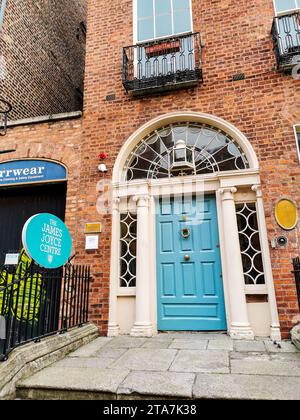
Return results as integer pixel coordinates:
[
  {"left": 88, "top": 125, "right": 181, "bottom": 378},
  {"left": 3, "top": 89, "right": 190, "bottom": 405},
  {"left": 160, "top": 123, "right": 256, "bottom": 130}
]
[{"left": 22, "top": 213, "right": 72, "bottom": 269}]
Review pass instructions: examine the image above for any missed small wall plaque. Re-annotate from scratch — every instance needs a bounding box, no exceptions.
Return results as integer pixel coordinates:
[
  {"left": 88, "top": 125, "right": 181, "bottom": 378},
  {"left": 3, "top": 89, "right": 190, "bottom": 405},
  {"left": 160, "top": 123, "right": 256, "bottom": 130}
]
[
  {"left": 85, "top": 223, "right": 102, "bottom": 234},
  {"left": 85, "top": 235, "right": 99, "bottom": 251},
  {"left": 275, "top": 199, "right": 298, "bottom": 230}
]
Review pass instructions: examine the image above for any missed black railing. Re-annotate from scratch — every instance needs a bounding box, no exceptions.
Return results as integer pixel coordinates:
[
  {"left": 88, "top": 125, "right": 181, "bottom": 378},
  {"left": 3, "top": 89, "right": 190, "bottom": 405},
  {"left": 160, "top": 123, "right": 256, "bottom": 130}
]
[
  {"left": 292, "top": 257, "right": 300, "bottom": 310},
  {"left": 122, "top": 32, "right": 203, "bottom": 96},
  {"left": 272, "top": 12, "right": 300, "bottom": 69},
  {"left": 0, "top": 262, "right": 90, "bottom": 361}
]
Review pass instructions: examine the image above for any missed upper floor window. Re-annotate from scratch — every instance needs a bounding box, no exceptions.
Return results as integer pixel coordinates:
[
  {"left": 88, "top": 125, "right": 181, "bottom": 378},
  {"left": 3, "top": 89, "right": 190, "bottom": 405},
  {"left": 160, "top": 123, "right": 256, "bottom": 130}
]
[
  {"left": 136, "top": 0, "right": 192, "bottom": 42},
  {"left": 274, "top": 0, "right": 300, "bottom": 15}
]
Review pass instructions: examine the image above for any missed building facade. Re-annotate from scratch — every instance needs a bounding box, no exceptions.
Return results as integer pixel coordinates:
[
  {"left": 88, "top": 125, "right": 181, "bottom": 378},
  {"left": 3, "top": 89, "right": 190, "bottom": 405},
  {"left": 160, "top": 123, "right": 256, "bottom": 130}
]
[
  {"left": 78, "top": 0, "right": 300, "bottom": 340},
  {"left": 1, "top": 0, "right": 300, "bottom": 340}
]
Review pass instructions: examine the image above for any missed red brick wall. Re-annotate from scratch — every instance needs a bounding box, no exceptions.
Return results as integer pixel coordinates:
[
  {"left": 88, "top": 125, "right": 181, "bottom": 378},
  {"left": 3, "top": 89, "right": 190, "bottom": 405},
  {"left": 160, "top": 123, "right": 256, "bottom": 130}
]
[
  {"left": 0, "top": 0, "right": 87, "bottom": 120},
  {"left": 79, "top": 0, "right": 300, "bottom": 337}
]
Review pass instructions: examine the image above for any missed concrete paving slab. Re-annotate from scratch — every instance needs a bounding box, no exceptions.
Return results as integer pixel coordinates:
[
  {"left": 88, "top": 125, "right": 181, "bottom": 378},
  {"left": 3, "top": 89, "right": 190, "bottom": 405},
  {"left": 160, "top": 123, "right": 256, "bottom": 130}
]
[
  {"left": 110, "top": 348, "right": 177, "bottom": 371},
  {"left": 118, "top": 371, "right": 195, "bottom": 399},
  {"left": 68, "top": 337, "right": 112, "bottom": 358},
  {"left": 264, "top": 341, "right": 299, "bottom": 353},
  {"left": 193, "top": 373, "right": 300, "bottom": 400},
  {"left": 169, "top": 339, "right": 208, "bottom": 350},
  {"left": 53, "top": 357, "right": 114, "bottom": 369},
  {"left": 18, "top": 366, "right": 130, "bottom": 394},
  {"left": 231, "top": 358, "right": 300, "bottom": 376},
  {"left": 104, "top": 337, "right": 147, "bottom": 349},
  {"left": 234, "top": 341, "right": 266, "bottom": 353},
  {"left": 270, "top": 352, "right": 300, "bottom": 362},
  {"left": 170, "top": 350, "right": 229, "bottom": 374},
  {"left": 142, "top": 340, "right": 172, "bottom": 349},
  {"left": 159, "top": 333, "right": 229, "bottom": 341},
  {"left": 94, "top": 347, "right": 128, "bottom": 359},
  {"left": 230, "top": 352, "right": 270, "bottom": 361},
  {"left": 207, "top": 339, "right": 233, "bottom": 351}
]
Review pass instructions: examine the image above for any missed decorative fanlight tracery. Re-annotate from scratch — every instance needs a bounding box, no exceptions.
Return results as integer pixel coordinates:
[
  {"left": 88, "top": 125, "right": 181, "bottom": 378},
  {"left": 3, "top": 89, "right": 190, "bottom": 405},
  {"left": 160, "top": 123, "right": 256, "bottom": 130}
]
[{"left": 124, "top": 123, "right": 249, "bottom": 181}]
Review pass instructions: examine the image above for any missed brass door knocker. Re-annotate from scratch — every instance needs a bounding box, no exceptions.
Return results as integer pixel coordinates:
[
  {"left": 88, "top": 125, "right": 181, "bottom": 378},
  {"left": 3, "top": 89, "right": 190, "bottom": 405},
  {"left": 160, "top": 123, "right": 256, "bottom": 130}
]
[{"left": 181, "top": 228, "right": 191, "bottom": 239}]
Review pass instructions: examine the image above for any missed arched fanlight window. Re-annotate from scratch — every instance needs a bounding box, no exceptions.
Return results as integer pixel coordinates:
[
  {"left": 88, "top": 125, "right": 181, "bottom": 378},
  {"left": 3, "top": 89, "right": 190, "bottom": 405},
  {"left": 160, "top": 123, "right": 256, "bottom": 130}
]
[{"left": 124, "top": 122, "right": 249, "bottom": 181}]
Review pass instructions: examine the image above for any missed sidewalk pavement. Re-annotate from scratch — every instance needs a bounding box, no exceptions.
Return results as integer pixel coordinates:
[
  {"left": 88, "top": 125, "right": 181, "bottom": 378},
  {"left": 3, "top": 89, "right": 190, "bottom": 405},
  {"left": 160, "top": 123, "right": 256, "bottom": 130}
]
[{"left": 17, "top": 333, "right": 300, "bottom": 400}]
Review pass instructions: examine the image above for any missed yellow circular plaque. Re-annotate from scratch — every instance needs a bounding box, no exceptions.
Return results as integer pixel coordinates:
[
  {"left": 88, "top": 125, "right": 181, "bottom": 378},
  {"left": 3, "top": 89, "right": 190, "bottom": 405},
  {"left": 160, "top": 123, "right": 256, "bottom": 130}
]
[{"left": 275, "top": 199, "right": 298, "bottom": 230}]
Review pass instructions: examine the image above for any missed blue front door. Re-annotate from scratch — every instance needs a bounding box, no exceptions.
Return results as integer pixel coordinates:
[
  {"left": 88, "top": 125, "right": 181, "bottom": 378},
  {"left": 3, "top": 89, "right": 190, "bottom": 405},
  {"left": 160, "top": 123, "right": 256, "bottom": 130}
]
[{"left": 156, "top": 196, "right": 227, "bottom": 331}]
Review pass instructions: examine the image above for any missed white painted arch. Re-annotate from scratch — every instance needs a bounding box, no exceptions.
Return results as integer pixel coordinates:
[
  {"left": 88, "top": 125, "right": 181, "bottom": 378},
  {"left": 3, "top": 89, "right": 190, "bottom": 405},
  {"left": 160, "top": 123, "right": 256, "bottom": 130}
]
[
  {"left": 112, "top": 111, "right": 260, "bottom": 182},
  {"left": 109, "top": 112, "right": 281, "bottom": 340}
]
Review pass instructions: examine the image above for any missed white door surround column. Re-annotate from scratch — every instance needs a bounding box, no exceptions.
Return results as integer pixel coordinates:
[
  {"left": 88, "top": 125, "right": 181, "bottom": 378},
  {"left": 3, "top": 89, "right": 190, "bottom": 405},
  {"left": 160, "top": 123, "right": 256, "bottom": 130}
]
[
  {"left": 130, "top": 195, "right": 153, "bottom": 337},
  {"left": 219, "top": 187, "right": 254, "bottom": 340},
  {"left": 108, "top": 198, "right": 121, "bottom": 337},
  {"left": 252, "top": 185, "right": 281, "bottom": 341}
]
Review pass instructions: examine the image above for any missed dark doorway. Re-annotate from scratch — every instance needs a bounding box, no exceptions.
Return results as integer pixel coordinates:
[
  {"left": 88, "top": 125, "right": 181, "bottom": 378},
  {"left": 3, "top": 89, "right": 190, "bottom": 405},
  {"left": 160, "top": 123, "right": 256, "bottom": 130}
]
[{"left": 0, "top": 182, "right": 67, "bottom": 265}]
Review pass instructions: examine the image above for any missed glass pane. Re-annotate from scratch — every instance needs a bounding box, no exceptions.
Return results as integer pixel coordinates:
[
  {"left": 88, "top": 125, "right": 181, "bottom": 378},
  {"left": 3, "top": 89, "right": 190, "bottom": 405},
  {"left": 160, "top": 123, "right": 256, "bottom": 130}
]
[
  {"left": 173, "top": 9, "right": 192, "bottom": 34},
  {"left": 137, "top": 0, "right": 154, "bottom": 18},
  {"left": 138, "top": 17, "right": 154, "bottom": 41},
  {"left": 155, "top": 14, "right": 172, "bottom": 37},
  {"left": 155, "top": 0, "right": 171, "bottom": 15},
  {"left": 173, "top": 0, "right": 190, "bottom": 11},
  {"left": 297, "top": 132, "right": 300, "bottom": 154},
  {"left": 274, "top": 0, "right": 297, "bottom": 13}
]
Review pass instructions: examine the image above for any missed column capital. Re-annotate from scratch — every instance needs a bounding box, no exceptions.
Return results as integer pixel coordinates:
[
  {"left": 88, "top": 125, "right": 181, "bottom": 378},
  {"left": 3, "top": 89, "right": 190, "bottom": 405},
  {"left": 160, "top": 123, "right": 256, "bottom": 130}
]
[
  {"left": 133, "top": 195, "right": 150, "bottom": 207},
  {"left": 219, "top": 187, "right": 237, "bottom": 201},
  {"left": 251, "top": 184, "right": 263, "bottom": 198}
]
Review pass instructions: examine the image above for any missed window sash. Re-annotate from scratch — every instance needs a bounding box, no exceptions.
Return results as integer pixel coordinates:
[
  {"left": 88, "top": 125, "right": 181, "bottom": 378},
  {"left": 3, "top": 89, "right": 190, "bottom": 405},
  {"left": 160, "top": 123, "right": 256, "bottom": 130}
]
[
  {"left": 136, "top": 0, "right": 192, "bottom": 43},
  {"left": 274, "top": 0, "right": 300, "bottom": 15}
]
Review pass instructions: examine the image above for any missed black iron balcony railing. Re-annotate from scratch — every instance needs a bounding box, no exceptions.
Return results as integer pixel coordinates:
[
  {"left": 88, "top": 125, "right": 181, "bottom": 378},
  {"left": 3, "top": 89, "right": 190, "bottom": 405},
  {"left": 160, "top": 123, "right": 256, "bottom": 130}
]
[
  {"left": 0, "top": 261, "right": 91, "bottom": 361},
  {"left": 122, "top": 32, "right": 203, "bottom": 96},
  {"left": 272, "top": 12, "right": 300, "bottom": 69},
  {"left": 292, "top": 257, "right": 300, "bottom": 311}
]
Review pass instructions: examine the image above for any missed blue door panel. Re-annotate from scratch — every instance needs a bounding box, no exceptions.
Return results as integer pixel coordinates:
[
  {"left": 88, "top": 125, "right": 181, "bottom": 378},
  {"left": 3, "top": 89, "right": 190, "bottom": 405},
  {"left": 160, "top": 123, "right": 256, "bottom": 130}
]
[
  {"left": 202, "top": 262, "right": 217, "bottom": 296},
  {"left": 161, "top": 222, "right": 174, "bottom": 252},
  {"left": 161, "top": 264, "right": 176, "bottom": 296},
  {"left": 199, "top": 220, "right": 213, "bottom": 250},
  {"left": 156, "top": 196, "right": 227, "bottom": 331},
  {"left": 163, "top": 304, "right": 219, "bottom": 318},
  {"left": 182, "top": 263, "right": 197, "bottom": 296}
]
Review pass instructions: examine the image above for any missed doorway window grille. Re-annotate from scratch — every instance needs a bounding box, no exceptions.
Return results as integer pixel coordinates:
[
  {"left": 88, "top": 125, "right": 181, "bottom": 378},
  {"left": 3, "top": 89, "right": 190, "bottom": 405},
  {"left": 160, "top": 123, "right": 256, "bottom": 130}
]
[
  {"left": 236, "top": 203, "right": 265, "bottom": 285},
  {"left": 120, "top": 212, "right": 137, "bottom": 288}
]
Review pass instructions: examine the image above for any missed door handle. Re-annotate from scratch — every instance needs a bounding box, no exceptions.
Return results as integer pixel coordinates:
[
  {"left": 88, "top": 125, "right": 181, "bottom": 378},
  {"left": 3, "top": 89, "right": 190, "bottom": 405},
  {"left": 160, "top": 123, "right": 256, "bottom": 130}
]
[{"left": 184, "top": 255, "right": 190, "bottom": 262}]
